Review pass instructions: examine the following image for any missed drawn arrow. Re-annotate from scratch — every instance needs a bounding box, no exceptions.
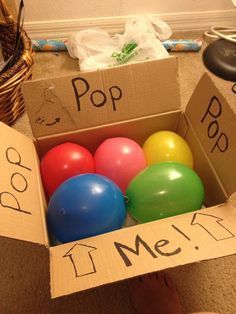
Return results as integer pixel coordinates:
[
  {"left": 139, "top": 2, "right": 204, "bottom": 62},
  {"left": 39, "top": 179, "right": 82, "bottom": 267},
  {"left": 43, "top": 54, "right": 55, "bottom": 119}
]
[
  {"left": 63, "top": 243, "right": 97, "bottom": 277},
  {"left": 191, "top": 213, "right": 235, "bottom": 241},
  {"left": 46, "top": 117, "right": 60, "bottom": 126}
]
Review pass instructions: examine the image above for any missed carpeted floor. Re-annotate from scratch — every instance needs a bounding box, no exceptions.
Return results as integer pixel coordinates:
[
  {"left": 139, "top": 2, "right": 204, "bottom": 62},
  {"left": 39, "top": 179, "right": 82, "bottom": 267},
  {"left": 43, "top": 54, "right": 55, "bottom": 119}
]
[{"left": 6, "top": 31, "right": 236, "bottom": 314}]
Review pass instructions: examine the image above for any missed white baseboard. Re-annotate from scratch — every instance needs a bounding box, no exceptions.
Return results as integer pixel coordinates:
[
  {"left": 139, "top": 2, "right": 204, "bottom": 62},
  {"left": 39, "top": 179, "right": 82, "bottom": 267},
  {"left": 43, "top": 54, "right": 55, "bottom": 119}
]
[{"left": 24, "top": 10, "right": 236, "bottom": 39}]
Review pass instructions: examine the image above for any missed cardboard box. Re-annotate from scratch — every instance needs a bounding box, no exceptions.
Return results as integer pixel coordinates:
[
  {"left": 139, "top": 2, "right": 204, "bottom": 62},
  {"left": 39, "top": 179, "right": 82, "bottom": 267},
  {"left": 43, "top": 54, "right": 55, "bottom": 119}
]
[{"left": 1, "top": 57, "right": 236, "bottom": 299}]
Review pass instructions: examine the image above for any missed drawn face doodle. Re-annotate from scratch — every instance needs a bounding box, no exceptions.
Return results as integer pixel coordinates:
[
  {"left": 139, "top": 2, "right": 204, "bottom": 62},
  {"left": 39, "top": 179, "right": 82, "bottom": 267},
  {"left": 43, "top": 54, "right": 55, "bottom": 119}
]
[{"left": 34, "top": 86, "right": 76, "bottom": 129}]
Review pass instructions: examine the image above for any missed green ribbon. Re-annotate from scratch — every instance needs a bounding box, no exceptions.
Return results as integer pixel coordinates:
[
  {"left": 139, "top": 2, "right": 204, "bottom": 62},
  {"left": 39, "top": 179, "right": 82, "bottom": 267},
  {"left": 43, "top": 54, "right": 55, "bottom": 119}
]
[{"left": 111, "top": 41, "right": 138, "bottom": 65}]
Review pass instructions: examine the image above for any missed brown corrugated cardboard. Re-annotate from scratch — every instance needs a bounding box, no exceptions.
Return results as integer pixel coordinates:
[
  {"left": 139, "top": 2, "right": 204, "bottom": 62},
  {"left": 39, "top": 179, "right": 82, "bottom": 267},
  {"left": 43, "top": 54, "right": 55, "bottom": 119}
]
[
  {"left": 22, "top": 57, "right": 180, "bottom": 138},
  {"left": 50, "top": 203, "right": 236, "bottom": 298},
  {"left": 185, "top": 74, "right": 236, "bottom": 197},
  {"left": 0, "top": 57, "right": 235, "bottom": 299},
  {"left": 0, "top": 123, "right": 48, "bottom": 245}
]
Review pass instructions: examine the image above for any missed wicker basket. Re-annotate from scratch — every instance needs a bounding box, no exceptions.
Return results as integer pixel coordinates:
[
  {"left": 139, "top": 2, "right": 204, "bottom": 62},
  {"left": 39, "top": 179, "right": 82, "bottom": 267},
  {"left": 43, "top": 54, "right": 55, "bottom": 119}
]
[{"left": 0, "top": 0, "right": 33, "bottom": 125}]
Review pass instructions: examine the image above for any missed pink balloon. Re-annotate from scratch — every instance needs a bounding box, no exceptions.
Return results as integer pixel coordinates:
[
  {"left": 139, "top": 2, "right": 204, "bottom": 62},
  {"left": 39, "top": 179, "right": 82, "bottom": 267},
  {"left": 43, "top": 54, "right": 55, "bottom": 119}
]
[{"left": 94, "top": 137, "right": 147, "bottom": 193}]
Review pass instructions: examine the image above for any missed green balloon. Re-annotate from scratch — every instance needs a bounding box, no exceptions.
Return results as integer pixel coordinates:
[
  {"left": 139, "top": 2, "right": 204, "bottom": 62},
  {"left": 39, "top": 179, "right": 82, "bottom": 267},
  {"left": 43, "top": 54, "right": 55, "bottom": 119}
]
[{"left": 126, "top": 162, "right": 205, "bottom": 223}]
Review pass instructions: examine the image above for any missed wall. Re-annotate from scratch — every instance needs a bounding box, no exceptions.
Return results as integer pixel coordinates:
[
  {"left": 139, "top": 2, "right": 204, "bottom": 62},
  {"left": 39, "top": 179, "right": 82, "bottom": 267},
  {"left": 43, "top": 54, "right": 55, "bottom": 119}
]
[
  {"left": 16, "top": 0, "right": 235, "bottom": 21},
  {"left": 11, "top": 0, "right": 236, "bottom": 38}
]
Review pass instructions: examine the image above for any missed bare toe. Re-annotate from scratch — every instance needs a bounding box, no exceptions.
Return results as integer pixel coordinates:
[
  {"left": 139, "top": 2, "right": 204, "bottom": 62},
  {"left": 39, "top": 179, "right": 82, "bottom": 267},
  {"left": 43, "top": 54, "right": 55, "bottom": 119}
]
[{"left": 128, "top": 272, "right": 183, "bottom": 314}]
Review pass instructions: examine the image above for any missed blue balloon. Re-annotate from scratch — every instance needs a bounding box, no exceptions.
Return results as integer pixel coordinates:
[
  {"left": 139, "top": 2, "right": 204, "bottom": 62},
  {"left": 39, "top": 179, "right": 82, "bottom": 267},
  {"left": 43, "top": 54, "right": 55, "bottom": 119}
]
[{"left": 47, "top": 174, "right": 126, "bottom": 243}]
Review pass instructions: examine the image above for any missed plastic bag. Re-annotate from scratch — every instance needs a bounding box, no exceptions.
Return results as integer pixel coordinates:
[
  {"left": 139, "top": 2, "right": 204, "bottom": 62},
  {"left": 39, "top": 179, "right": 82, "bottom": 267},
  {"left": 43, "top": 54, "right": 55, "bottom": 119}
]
[{"left": 65, "top": 16, "right": 172, "bottom": 71}]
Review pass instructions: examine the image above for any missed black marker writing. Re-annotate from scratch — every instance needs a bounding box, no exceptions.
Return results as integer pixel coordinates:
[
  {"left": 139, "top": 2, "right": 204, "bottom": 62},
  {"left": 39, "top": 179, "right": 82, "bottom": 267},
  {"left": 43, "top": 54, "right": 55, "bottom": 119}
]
[
  {"left": 211, "top": 132, "right": 228, "bottom": 153},
  {"left": 72, "top": 77, "right": 89, "bottom": 112},
  {"left": 45, "top": 117, "right": 60, "bottom": 126},
  {"left": 114, "top": 234, "right": 181, "bottom": 267},
  {"left": 3, "top": 147, "right": 31, "bottom": 215},
  {"left": 201, "top": 96, "right": 222, "bottom": 123},
  {"left": 232, "top": 83, "right": 236, "bottom": 94},
  {"left": 71, "top": 77, "right": 122, "bottom": 112},
  {"left": 90, "top": 90, "right": 107, "bottom": 107},
  {"left": 10, "top": 172, "right": 28, "bottom": 193},
  {"left": 114, "top": 235, "right": 157, "bottom": 267},
  {"left": 6, "top": 147, "right": 32, "bottom": 171},
  {"left": 191, "top": 213, "right": 235, "bottom": 241},
  {"left": 109, "top": 86, "right": 122, "bottom": 111},
  {"left": 0, "top": 192, "right": 31, "bottom": 215},
  {"left": 201, "top": 96, "right": 228, "bottom": 153},
  {"left": 63, "top": 243, "right": 97, "bottom": 277},
  {"left": 154, "top": 239, "right": 181, "bottom": 256},
  {"left": 172, "top": 224, "right": 199, "bottom": 250}
]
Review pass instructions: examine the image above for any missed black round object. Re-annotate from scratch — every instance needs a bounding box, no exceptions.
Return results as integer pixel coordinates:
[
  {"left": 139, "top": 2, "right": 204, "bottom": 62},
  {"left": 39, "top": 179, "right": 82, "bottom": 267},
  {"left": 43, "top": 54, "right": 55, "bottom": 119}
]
[{"left": 203, "top": 39, "right": 236, "bottom": 81}]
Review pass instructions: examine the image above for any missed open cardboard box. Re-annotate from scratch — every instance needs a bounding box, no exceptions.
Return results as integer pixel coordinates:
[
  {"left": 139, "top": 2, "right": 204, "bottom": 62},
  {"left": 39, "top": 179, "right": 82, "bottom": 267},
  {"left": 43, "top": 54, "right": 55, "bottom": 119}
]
[{"left": 1, "top": 57, "right": 236, "bottom": 299}]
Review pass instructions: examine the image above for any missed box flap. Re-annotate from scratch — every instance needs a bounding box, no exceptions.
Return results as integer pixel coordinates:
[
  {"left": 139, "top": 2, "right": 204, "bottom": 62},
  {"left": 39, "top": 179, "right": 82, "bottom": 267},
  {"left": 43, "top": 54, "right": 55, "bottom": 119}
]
[
  {"left": 0, "top": 122, "right": 48, "bottom": 245},
  {"left": 185, "top": 73, "right": 236, "bottom": 197},
  {"left": 177, "top": 114, "right": 227, "bottom": 207},
  {"left": 22, "top": 57, "right": 180, "bottom": 138},
  {"left": 50, "top": 203, "right": 236, "bottom": 298}
]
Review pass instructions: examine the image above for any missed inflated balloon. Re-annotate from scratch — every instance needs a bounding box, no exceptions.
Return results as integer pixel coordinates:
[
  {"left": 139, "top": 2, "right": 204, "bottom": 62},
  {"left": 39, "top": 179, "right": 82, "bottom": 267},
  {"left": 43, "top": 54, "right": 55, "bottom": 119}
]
[
  {"left": 47, "top": 174, "right": 126, "bottom": 243},
  {"left": 40, "top": 142, "right": 95, "bottom": 196},
  {"left": 95, "top": 137, "right": 147, "bottom": 193},
  {"left": 126, "top": 162, "right": 204, "bottom": 223},
  {"left": 143, "top": 131, "right": 194, "bottom": 168}
]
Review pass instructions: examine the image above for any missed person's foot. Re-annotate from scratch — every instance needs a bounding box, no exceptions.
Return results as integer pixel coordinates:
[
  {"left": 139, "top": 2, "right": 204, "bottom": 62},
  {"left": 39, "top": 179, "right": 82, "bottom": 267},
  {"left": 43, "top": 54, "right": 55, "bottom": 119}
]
[{"left": 128, "top": 272, "right": 183, "bottom": 314}]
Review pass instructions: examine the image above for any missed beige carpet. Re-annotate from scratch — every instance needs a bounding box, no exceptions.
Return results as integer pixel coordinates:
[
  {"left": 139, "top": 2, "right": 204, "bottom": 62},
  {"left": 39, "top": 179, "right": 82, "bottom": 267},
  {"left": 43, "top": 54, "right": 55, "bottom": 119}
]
[{"left": 4, "top": 32, "right": 236, "bottom": 314}]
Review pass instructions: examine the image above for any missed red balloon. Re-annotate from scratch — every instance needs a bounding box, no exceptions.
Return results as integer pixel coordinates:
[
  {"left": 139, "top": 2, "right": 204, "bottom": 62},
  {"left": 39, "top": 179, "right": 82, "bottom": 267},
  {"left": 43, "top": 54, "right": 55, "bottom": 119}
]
[
  {"left": 40, "top": 142, "right": 95, "bottom": 196},
  {"left": 94, "top": 137, "right": 147, "bottom": 193}
]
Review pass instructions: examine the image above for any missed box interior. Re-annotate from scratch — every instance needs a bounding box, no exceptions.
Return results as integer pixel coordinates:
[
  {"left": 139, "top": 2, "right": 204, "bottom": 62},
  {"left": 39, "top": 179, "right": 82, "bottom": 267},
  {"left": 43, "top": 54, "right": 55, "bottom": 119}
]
[
  {"left": 35, "top": 109, "right": 227, "bottom": 247},
  {"left": 41, "top": 109, "right": 234, "bottom": 298}
]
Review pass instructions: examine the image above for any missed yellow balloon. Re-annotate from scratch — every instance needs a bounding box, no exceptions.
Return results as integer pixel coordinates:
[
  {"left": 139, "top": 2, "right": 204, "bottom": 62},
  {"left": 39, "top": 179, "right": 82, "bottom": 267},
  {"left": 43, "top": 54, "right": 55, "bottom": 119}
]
[{"left": 143, "top": 131, "right": 194, "bottom": 168}]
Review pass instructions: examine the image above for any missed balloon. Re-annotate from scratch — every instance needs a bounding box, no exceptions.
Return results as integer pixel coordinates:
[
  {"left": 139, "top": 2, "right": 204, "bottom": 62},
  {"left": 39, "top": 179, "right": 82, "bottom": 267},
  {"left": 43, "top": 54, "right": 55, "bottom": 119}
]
[
  {"left": 126, "top": 162, "right": 204, "bottom": 223},
  {"left": 94, "top": 137, "right": 147, "bottom": 193},
  {"left": 47, "top": 174, "right": 126, "bottom": 243},
  {"left": 40, "top": 142, "right": 95, "bottom": 196},
  {"left": 143, "top": 131, "right": 194, "bottom": 168}
]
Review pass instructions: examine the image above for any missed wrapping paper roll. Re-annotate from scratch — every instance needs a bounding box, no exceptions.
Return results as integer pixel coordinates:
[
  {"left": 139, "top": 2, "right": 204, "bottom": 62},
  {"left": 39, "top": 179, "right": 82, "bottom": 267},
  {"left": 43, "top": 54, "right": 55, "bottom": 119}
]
[
  {"left": 32, "top": 39, "right": 67, "bottom": 51},
  {"left": 32, "top": 38, "right": 202, "bottom": 52},
  {"left": 162, "top": 39, "right": 202, "bottom": 51}
]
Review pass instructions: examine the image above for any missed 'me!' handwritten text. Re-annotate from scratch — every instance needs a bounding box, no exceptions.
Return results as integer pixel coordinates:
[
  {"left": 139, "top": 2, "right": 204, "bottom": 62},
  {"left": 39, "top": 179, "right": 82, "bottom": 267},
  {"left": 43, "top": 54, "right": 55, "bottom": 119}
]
[
  {"left": 201, "top": 96, "right": 228, "bottom": 153},
  {"left": 63, "top": 213, "right": 235, "bottom": 277},
  {"left": 71, "top": 77, "right": 122, "bottom": 112},
  {"left": 114, "top": 234, "right": 182, "bottom": 267},
  {"left": 0, "top": 147, "right": 32, "bottom": 215}
]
